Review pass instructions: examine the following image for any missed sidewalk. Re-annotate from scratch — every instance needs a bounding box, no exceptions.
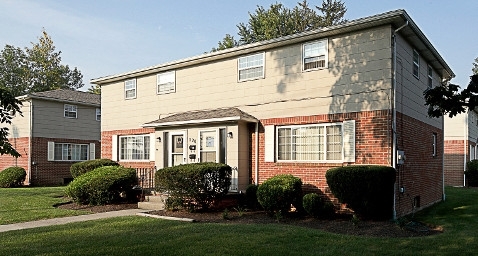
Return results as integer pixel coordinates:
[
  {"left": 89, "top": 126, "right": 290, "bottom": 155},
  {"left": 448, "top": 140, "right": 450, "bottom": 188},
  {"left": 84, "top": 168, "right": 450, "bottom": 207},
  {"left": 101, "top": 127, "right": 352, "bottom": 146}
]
[{"left": 0, "top": 209, "right": 146, "bottom": 233}]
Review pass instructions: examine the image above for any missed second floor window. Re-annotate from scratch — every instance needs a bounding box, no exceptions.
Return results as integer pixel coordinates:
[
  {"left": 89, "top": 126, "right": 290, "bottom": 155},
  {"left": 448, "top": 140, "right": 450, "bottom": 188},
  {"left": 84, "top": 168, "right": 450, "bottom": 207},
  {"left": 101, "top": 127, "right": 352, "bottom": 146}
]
[
  {"left": 125, "top": 79, "right": 136, "bottom": 99},
  {"left": 96, "top": 108, "right": 101, "bottom": 121},
  {"left": 428, "top": 65, "right": 433, "bottom": 88},
  {"left": 303, "top": 39, "right": 328, "bottom": 71},
  {"left": 157, "top": 71, "right": 176, "bottom": 94},
  {"left": 413, "top": 49, "right": 420, "bottom": 79},
  {"left": 64, "top": 104, "right": 77, "bottom": 118},
  {"left": 238, "top": 53, "right": 265, "bottom": 81}
]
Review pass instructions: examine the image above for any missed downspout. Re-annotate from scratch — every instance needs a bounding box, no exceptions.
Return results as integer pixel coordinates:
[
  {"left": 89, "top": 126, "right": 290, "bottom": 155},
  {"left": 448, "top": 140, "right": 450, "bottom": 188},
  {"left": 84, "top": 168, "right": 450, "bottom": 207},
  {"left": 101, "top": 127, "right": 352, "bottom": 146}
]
[
  {"left": 255, "top": 122, "right": 259, "bottom": 185},
  {"left": 442, "top": 115, "right": 445, "bottom": 200},
  {"left": 392, "top": 20, "right": 408, "bottom": 220},
  {"left": 28, "top": 100, "right": 33, "bottom": 185},
  {"left": 464, "top": 113, "right": 468, "bottom": 186}
]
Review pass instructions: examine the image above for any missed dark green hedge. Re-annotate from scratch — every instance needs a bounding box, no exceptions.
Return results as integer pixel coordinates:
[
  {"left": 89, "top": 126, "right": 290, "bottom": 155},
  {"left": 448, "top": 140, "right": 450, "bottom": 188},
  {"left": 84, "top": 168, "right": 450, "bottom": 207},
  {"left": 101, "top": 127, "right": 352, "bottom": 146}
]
[
  {"left": 256, "top": 174, "right": 302, "bottom": 214},
  {"left": 0, "top": 167, "right": 26, "bottom": 188},
  {"left": 155, "top": 163, "right": 231, "bottom": 211},
  {"left": 65, "top": 166, "right": 137, "bottom": 205},
  {"left": 70, "top": 159, "right": 119, "bottom": 178},
  {"left": 326, "top": 165, "right": 396, "bottom": 220},
  {"left": 466, "top": 160, "right": 478, "bottom": 187}
]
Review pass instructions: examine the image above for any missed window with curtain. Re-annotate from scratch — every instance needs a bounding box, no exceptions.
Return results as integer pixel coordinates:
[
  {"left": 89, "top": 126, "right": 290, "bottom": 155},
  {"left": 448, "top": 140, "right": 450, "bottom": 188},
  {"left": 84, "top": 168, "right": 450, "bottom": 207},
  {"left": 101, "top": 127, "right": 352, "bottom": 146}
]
[
  {"left": 120, "top": 135, "right": 150, "bottom": 160},
  {"left": 277, "top": 123, "right": 342, "bottom": 161},
  {"left": 303, "top": 39, "right": 328, "bottom": 71}
]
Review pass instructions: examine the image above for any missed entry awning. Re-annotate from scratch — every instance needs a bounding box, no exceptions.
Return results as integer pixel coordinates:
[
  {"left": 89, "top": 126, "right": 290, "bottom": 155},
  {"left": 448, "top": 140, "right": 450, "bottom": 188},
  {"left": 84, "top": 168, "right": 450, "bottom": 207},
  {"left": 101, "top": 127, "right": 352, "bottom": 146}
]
[{"left": 142, "top": 107, "right": 258, "bottom": 128}]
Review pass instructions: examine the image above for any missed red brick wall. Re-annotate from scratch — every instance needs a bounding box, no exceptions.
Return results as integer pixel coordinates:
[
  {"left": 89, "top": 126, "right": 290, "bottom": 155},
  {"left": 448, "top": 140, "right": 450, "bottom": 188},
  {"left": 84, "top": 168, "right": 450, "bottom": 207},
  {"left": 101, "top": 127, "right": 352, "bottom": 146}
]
[
  {"left": 252, "top": 110, "right": 392, "bottom": 206},
  {"left": 101, "top": 128, "right": 155, "bottom": 169},
  {"left": 30, "top": 137, "right": 101, "bottom": 186},
  {"left": 0, "top": 137, "right": 30, "bottom": 184},
  {"left": 444, "top": 140, "right": 466, "bottom": 186},
  {"left": 250, "top": 110, "right": 443, "bottom": 217},
  {"left": 392, "top": 113, "right": 443, "bottom": 217}
]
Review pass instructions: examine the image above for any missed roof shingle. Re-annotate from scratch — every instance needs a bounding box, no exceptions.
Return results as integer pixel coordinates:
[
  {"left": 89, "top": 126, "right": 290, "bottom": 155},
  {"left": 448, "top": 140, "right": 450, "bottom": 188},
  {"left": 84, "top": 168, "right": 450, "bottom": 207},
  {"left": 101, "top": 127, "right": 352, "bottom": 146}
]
[{"left": 23, "top": 89, "right": 100, "bottom": 106}]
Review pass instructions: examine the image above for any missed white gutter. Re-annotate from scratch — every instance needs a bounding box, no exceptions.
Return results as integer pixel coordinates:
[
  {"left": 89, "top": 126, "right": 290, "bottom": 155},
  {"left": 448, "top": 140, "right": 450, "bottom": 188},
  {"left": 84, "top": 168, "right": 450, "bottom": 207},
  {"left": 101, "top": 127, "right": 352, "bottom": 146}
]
[
  {"left": 392, "top": 20, "right": 409, "bottom": 220},
  {"left": 255, "top": 122, "right": 259, "bottom": 185}
]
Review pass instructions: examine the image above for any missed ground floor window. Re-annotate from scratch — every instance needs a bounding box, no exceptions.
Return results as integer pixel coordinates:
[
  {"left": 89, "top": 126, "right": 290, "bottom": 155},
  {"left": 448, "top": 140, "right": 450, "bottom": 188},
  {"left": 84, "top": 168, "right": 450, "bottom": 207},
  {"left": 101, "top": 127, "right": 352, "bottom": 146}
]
[
  {"left": 48, "top": 143, "right": 89, "bottom": 161},
  {"left": 120, "top": 135, "right": 150, "bottom": 160},
  {"left": 277, "top": 123, "right": 342, "bottom": 161}
]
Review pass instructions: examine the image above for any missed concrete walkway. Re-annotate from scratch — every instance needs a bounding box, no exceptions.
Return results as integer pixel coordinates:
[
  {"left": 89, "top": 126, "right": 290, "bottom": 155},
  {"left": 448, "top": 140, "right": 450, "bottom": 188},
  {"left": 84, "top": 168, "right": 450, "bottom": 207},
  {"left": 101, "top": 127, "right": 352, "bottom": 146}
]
[{"left": 0, "top": 209, "right": 146, "bottom": 233}]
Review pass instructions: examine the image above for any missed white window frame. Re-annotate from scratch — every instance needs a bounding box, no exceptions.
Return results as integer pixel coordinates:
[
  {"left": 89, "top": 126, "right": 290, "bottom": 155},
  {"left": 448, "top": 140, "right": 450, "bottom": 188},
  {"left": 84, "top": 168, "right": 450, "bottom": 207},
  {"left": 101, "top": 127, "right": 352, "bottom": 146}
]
[
  {"left": 64, "top": 104, "right": 77, "bottom": 118},
  {"left": 276, "top": 122, "right": 343, "bottom": 163},
  {"left": 48, "top": 142, "right": 92, "bottom": 161},
  {"left": 124, "top": 79, "right": 136, "bottom": 99},
  {"left": 432, "top": 133, "right": 437, "bottom": 157},
  {"left": 413, "top": 49, "right": 420, "bottom": 79},
  {"left": 96, "top": 108, "right": 101, "bottom": 121},
  {"left": 427, "top": 65, "right": 433, "bottom": 88},
  {"left": 238, "top": 52, "right": 265, "bottom": 82},
  {"left": 157, "top": 71, "right": 176, "bottom": 94},
  {"left": 119, "top": 134, "right": 151, "bottom": 161},
  {"left": 303, "top": 39, "right": 328, "bottom": 71}
]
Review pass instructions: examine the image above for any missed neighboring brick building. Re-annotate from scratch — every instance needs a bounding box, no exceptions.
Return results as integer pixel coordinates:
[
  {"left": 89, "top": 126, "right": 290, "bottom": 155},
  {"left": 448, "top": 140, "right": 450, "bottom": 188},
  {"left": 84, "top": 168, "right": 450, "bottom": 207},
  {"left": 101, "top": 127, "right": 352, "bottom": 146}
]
[
  {"left": 0, "top": 89, "right": 101, "bottom": 185},
  {"left": 91, "top": 10, "right": 454, "bottom": 218},
  {"left": 444, "top": 110, "right": 478, "bottom": 186}
]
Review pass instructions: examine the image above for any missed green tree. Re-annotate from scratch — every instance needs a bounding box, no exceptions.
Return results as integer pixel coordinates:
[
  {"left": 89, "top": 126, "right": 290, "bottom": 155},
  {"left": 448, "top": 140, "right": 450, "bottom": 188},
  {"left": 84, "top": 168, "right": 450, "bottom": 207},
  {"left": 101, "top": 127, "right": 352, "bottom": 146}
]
[
  {"left": 473, "top": 57, "right": 478, "bottom": 75},
  {"left": 212, "top": 0, "right": 347, "bottom": 51},
  {"left": 425, "top": 58, "right": 478, "bottom": 118},
  {"left": 87, "top": 84, "right": 101, "bottom": 95},
  {"left": 425, "top": 74, "right": 478, "bottom": 118},
  {"left": 0, "top": 87, "right": 22, "bottom": 157},
  {"left": 0, "top": 30, "right": 83, "bottom": 97}
]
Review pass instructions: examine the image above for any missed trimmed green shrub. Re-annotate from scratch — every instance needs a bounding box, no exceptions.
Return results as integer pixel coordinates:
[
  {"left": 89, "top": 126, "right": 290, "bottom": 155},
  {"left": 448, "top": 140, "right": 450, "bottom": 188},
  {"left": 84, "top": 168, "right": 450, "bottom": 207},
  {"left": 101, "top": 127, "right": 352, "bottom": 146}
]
[
  {"left": 65, "top": 166, "right": 137, "bottom": 205},
  {"left": 70, "top": 159, "right": 119, "bottom": 179},
  {"left": 155, "top": 163, "right": 232, "bottom": 211},
  {"left": 326, "top": 165, "right": 396, "bottom": 220},
  {"left": 256, "top": 174, "right": 302, "bottom": 214},
  {"left": 245, "top": 184, "right": 260, "bottom": 209},
  {"left": 0, "top": 167, "right": 26, "bottom": 188},
  {"left": 302, "top": 193, "right": 336, "bottom": 219},
  {"left": 466, "top": 160, "right": 478, "bottom": 187},
  {"left": 303, "top": 193, "right": 323, "bottom": 218}
]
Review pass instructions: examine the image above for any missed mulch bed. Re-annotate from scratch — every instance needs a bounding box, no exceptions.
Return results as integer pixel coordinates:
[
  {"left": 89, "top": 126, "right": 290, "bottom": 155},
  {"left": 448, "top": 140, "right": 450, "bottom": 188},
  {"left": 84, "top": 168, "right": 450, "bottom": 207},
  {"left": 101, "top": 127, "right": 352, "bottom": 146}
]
[{"left": 57, "top": 201, "right": 443, "bottom": 237}]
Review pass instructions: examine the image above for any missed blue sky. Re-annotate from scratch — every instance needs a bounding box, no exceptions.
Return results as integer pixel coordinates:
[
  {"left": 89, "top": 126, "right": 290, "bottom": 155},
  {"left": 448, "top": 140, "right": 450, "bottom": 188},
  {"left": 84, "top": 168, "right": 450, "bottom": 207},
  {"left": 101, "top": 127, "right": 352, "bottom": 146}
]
[{"left": 0, "top": 0, "right": 476, "bottom": 90}]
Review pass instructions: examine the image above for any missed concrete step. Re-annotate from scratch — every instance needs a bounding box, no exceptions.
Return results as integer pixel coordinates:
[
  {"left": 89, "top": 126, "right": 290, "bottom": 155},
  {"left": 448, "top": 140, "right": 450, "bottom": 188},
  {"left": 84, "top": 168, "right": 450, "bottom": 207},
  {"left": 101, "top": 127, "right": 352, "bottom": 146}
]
[{"left": 137, "top": 195, "right": 168, "bottom": 210}]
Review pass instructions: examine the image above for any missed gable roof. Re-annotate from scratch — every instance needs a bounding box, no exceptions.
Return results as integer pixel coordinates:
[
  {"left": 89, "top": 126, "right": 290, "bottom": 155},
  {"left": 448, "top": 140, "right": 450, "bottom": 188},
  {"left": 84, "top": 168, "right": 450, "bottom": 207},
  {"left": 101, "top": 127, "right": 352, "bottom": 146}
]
[
  {"left": 142, "top": 107, "right": 258, "bottom": 128},
  {"left": 91, "top": 9, "right": 454, "bottom": 85},
  {"left": 18, "top": 89, "right": 100, "bottom": 106}
]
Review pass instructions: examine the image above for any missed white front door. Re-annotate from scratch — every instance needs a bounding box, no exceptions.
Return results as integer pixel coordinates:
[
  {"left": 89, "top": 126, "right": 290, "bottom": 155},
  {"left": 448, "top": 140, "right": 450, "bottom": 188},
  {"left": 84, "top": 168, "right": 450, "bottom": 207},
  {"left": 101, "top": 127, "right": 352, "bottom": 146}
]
[{"left": 169, "top": 131, "right": 187, "bottom": 166}]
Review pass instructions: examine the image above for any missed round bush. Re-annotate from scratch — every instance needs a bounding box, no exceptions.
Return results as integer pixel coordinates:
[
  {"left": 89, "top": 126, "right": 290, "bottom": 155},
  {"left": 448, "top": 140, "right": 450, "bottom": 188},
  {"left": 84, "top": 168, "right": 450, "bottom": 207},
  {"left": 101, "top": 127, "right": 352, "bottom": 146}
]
[
  {"left": 65, "top": 166, "right": 137, "bottom": 205},
  {"left": 466, "top": 160, "right": 478, "bottom": 187},
  {"left": 0, "top": 167, "right": 26, "bottom": 188},
  {"left": 70, "top": 159, "right": 119, "bottom": 179},
  {"left": 245, "top": 184, "right": 260, "bottom": 210},
  {"left": 155, "top": 163, "right": 232, "bottom": 210},
  {"left": 256, "top": 174, "right": 302, "bottom": 214},
  {"left": 326, "top": 165, "right": 396, "bottom": 220},
  {"left": 303, "top": 193, "right": 323, "bottom": 218}
]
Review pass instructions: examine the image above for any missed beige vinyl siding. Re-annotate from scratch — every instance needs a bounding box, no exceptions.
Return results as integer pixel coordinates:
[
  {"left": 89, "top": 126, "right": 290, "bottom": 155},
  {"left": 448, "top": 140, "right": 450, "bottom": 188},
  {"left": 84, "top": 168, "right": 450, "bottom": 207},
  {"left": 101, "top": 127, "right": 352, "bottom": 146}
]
[
  {"left": 9, "top": 100, "right": 31, "bottom": 138},
  {"left": 32, "top": 99, "right": 100, "bottom": 140},
  {"left": 101, "top": 26, "right": 393, "bottom": 131},
  {"left": 394, "top": 33, "right": 442, "bottom": 129}
]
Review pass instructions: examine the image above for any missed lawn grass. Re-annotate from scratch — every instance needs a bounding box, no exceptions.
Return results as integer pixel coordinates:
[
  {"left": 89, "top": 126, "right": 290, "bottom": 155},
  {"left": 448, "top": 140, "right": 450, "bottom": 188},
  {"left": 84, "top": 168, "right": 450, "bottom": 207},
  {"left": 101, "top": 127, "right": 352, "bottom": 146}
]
[
  {"left": 0, "top": 186, "right": 477, "bottom": 255},
  {"left": 0, "top": 186, "right": 90, "bottom": 224}
]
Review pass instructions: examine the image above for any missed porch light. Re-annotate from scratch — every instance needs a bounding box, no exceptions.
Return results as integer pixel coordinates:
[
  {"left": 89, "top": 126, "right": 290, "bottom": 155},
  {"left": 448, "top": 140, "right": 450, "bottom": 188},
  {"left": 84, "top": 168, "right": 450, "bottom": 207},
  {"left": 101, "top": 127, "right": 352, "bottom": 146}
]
[
  {"left": 227, "top": 132, "right": 233, "bottom": 138},
  {"left": 157, "top": 137, "right": 161, "bottom": 143}
]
